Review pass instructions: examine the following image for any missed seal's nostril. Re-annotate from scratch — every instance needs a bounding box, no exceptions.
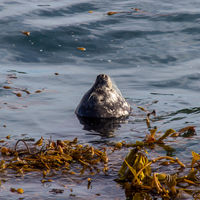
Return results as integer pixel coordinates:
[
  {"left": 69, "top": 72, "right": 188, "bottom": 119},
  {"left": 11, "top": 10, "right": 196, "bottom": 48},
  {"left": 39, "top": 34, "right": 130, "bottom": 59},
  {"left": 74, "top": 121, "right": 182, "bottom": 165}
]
[
  {"left": 97, "top": 74, "right": 103, "bottom": 80},
  {"left": 103, "top": 74, "right": 108, "bottom": 80}
]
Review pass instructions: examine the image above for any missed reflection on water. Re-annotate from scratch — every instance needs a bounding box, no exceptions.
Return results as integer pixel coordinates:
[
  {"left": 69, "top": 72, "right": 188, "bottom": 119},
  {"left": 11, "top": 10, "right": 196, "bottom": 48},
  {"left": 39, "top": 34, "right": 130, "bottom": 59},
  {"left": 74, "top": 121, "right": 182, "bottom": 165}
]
[{"left": 77, "top": 115, "right": 128, "bottom": 136}]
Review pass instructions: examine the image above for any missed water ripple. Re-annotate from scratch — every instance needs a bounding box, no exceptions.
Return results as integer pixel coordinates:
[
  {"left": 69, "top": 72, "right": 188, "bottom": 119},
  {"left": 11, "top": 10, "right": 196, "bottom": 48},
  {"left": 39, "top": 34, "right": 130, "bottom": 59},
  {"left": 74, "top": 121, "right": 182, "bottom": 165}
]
[
  {"left": 150, "top": 73, "right": 200, "bottom": 91},
  {"left": 152, "top": 12, "right": 200, "bottom": 22}
]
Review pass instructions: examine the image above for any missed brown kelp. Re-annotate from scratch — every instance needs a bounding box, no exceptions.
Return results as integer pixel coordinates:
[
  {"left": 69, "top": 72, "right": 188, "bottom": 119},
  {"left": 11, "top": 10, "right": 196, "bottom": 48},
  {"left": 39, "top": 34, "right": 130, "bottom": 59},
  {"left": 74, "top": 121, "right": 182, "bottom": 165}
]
[
  {"left": 0, "top": 105, "right": 199, "bottom": 199},
  {"left": 0, "top": 137, "right": 108, "bottom": 177},
  {"left": 114, "top": 107, "right": 198, "bottom": 199}
]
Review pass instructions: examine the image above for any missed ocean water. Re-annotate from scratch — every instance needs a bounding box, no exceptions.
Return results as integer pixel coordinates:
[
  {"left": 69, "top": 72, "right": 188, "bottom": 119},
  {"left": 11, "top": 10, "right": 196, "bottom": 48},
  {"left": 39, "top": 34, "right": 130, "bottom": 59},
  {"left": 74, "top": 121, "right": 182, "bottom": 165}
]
[{"left": 0, "top": 0, "right": 200, "bottom": 199}]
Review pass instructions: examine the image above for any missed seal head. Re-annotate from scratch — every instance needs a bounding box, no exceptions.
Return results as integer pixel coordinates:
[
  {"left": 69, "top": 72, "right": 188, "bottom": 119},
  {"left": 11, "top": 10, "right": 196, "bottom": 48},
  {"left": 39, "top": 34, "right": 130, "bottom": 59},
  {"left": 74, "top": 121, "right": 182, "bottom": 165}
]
[{"left": 75, "top": 74, "right": 131, "bottom": 118}]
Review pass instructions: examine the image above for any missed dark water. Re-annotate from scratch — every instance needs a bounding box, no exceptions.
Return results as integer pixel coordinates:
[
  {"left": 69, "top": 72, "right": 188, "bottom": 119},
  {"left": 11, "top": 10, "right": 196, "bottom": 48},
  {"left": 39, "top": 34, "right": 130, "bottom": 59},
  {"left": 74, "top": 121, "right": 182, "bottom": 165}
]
[{"left": 0, "top": 0, "right": 200, "bottom": 199}]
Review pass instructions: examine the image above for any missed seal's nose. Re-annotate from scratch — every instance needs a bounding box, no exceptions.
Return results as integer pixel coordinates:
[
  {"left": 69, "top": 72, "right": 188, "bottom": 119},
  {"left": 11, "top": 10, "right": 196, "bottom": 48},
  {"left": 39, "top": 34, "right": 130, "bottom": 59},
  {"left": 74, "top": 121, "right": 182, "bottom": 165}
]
[
  {"left": 97, "top": 74, "right": 108, "bottom": 81},
  {"left": 94, "top": 74, "right": 112, "bottom": 89}
]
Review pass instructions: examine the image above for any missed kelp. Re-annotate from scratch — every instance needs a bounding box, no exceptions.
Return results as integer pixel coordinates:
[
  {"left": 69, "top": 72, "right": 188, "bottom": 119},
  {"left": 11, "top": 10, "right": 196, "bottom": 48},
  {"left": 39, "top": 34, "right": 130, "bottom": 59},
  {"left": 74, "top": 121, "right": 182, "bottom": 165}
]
[
  {"left": 2, "top": 73, "right": 47, "bottom": 99},
  {"left": 21, "top": 31, "right": 30, "bottom": 36},
  {"left": 0, "top": 137, "right": 108, "bottom": 177},
  {"left": 107, "top": 8, "right": 143, "bottom": 16},
  {"left": 116, "top": 145, "right": 200, "bottom": 199},
  {"left": 114, "top": 108, "right": 200, "bottom": 200},
  {"left": 114, "top": 106, "right": 199, "bottom": 199},
  {"left": 0, "top": 104, "right": 198, "bottom": 199},
  {"left": 0, "top": 126, "right": 199, "bottom": 199}
]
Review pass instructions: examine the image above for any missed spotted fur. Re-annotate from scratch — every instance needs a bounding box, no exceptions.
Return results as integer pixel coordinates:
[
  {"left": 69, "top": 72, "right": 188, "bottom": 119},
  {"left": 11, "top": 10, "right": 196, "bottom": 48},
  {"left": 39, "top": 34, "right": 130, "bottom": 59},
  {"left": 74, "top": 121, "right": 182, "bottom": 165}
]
[{"left": 75, "top": 74, "right": 132, "bottom": 118}]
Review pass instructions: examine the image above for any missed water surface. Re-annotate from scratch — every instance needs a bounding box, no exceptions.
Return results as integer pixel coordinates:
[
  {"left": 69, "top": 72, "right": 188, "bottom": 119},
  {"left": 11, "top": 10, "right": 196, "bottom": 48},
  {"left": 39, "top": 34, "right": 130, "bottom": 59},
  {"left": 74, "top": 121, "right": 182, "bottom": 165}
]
[{"left": 0, "top": 0, "right": 200, "bottom": 199}]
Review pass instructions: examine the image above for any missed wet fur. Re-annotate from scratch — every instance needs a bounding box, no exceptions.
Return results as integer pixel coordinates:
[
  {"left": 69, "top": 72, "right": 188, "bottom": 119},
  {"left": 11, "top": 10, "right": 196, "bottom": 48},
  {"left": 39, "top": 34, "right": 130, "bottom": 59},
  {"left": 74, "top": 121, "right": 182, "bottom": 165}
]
[{"left": 75, "top": 74, "right": 131, "bottom": 118}]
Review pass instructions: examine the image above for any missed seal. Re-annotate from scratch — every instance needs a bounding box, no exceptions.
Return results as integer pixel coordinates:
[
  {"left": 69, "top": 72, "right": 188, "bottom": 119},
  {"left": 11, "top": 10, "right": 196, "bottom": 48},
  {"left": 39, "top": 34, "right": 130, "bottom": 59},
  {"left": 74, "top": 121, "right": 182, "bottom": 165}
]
[{"left": 75, "top": 74, "right": 131, "bottom": 118}]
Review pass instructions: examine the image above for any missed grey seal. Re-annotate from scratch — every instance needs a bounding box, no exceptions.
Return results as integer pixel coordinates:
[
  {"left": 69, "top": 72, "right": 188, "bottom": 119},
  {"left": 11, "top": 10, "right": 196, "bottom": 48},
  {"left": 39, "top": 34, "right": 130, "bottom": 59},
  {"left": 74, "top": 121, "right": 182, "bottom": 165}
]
[{"left": 75, "top": 74, "right": 131, "bottom": 118}]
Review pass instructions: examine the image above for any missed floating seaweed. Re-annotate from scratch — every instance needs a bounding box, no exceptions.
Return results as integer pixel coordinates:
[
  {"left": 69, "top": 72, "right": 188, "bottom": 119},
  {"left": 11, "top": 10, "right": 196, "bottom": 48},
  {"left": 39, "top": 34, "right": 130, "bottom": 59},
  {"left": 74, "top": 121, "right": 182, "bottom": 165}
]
[
  {"left": 112, "top": 110, "right": 199, "bottom": 200},
  {"left": 116, "top": 144, "right": 200, "bottom": 199},
  {"left": 109, "top": 105, "right": 199, "bottom": 199},
  {"left": 0, "top": 137, "right": 108, "bottom": 178},
  {"left": 77, "top": 47, "right": 86, "bottom": 51},
  {"left": 0, "top": 103, "right": 199, "bottom": 199},
  {"left": 107, "top": 8, "right": 144, "bottom": 16},
  {"left": 21, "top": 31, "right": 30, "bottom": 36}
]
